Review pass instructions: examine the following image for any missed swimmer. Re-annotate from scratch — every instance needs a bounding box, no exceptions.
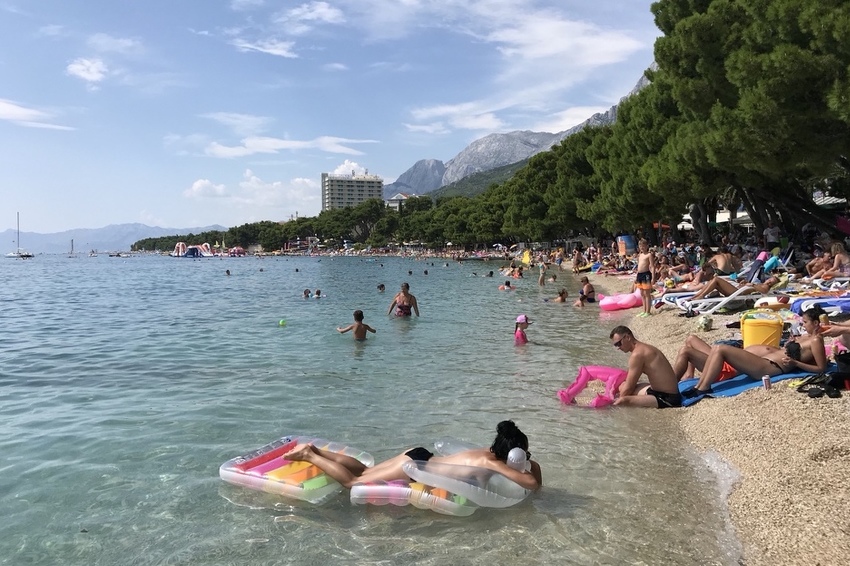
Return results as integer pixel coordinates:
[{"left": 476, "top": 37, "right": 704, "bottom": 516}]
[
  {"left": 303, "top": 288, "right": 311, "bottom": 299},
  {"left": 515, "top": 314, "right": 532, "bottom": 345},
  {"left": 486, "top": 271, "right": 494, "bottom": 277},
  {"left": 225, "top": 269, "right": 231, "bottom": 276},
  {"left": 314, "top": 289, "right": 322, "bottom": 299},
  {"left": 337, "top": 310, "right": 376, "bottom": 341},
  {"left": 387, "top": 282, "right": 419, "bottom": 317},
  {"left": 552, "top": 289, "right": 569, "bottom": 303},
  {"left": 377, "top": 283, "right": 385, "bottom": 292},
  {"left": 499, "top": 280, "right": 514, "bottom": 291},
  {"left": 283, "top": 420, "right": 541, "bottom": 490}
]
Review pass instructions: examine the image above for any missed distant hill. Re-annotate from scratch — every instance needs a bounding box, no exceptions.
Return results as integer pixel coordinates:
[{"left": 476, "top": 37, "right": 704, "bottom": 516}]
[
  {"left": 385, "top": 66, "right": 653, "bottom": 197},
  {"left": 429, "top": 158, "right": 530, "bottom": 199},
  {"left": 1, "top": 223, "right": 227, "bottom": 254}
]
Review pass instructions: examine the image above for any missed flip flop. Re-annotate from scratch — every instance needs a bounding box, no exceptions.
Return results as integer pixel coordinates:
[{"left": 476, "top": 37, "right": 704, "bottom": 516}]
[{"left": 807, "top": 387, "right": 825, "bottom": 398}]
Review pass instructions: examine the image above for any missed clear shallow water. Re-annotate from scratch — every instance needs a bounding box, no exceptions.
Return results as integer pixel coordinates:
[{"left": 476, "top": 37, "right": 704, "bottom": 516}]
[{"left": 0, "top": 256, "right": 738, "bottom": 565}]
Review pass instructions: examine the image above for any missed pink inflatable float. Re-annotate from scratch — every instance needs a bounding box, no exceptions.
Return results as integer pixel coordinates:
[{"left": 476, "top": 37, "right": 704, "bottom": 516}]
[
  {"left": 598, "top": 289, "right": 643, "bottom": 311},
  {"left": 557, "top": 365, "right": 628, "bottom": 407}
]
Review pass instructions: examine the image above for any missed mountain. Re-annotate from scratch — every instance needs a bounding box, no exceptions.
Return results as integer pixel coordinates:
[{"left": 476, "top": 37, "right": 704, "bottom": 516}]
[
  {"left": 0, "top": 223, "right": 227, "bottom": 254},
  {"left": 382, "top": 159, "right": 446, "bottom": 199},
  {"left": 441, "top": 131, "right": 564, "bottom": 186},
  {"left": 387, "top": 66, "right": 653, "bottom": 197}
]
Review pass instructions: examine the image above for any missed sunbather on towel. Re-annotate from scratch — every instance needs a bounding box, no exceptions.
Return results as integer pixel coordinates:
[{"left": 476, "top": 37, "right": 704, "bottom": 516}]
[
  {"left": 682, "top": 306, "right": 829, "bottom": 398},
  {"left": 671, "top": 334, "right": 790, "bottom": 382},
  {"left": 685, "top": 272, "right": 784, "bottom": 302}
]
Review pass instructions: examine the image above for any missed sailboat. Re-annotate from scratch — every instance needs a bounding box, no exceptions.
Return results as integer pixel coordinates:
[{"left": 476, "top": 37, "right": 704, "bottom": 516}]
[
  {"left": 6, "top": 212, "right": 34, "bottom": 259},
  {"left": 68, "top": 238, "right": 78, "bottom": 258}
]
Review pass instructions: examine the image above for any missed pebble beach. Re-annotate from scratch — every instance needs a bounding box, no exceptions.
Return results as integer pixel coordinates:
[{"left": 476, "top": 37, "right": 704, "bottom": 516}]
[{"left": 593, "top": 273, "right": 850, "bottom": 565}]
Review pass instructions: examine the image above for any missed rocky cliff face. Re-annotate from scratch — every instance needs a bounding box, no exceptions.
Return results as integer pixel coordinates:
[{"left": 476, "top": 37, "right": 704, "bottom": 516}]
[
  {"left": 390, "top": 67, "right": 653, "bottom": 195},
  {"left": 382, "top": 159, "right": 446, "bottom": 199},
  {"left": 441, "top": 131, "right": 564, "bottom": 186}
]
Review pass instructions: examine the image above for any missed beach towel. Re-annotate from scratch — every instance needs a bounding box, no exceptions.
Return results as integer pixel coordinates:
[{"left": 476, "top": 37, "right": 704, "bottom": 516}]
[{"left": 678, "top": 363, "right": 838, "bottom": 407}]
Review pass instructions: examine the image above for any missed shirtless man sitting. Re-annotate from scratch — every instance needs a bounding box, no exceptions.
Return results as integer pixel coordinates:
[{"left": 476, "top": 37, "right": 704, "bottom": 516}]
[
  {"left": 610, "top": 325, "right": 682, "bottom": 408},
  {"left": 707, "top": 246, "right": 742, "bottom": 276},
  {"left": 681, "top": 306, "right": 829, "bottom": 398}
]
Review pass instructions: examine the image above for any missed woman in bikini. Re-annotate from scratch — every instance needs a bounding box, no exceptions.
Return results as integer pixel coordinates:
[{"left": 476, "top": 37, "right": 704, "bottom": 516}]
[
  {"left": 281, "top": 420, "right": 542, "bottom": 490},
  {"left": 808, "top": 242, "right": 850, "bottom": 280},
  {"left": 681, "top": 306, "right": 829, "bottom": 398},
  {"left": 685, "top": 271, "right": 783, "bottom": 302},
  {"left": 387, "top": 282, "right": 420, "bottom": 317},
  {"left": 573, "top": 276, "right": 596, "bottom": 307}
]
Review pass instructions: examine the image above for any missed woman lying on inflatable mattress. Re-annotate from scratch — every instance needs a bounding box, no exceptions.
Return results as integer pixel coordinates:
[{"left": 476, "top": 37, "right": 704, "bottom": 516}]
[{"left": 283, "top": 420, "right": 542, "bottom": 491}]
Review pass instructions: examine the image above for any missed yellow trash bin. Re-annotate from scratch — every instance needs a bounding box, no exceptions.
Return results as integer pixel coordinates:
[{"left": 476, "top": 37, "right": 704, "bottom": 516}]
[{"left": 740, "top": 310, "right": 783, "bottom": 349}]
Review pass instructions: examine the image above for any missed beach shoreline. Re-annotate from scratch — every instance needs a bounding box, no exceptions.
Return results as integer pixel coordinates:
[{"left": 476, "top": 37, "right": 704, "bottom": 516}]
[{"left": 587, "top": 273, "right": 850, "bottom": 566}]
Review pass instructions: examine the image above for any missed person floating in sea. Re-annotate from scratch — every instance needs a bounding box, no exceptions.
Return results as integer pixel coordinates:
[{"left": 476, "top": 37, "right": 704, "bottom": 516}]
[
  {"left": 337, "top": 310, "right": 376, "bottom": 341},
  {"left": 610, "top": 325, "right": 682, "bottom": 408},
  {"left": 515, "top": 314, "right": 532, "bottom": 345},
  {"left": 282, "top": 420, "right": 541, "bottom": 490},
  {"left": 314, "top": 289, "right": 323, "bottom": 298},
  {"left": 499, "top": 280, "right": 514, "bottom": 291},
  {"left": 377, "top": 283, "right": 385, "bottom": 292},
  {"left": 552, "top": 289, "right": 569, "bottom": 303},
  {"left": 387, "top": 282, "right": 419, "bottom": 317},
  {"left": 303, "top": 288, "right": 312, "bottom": 299}
]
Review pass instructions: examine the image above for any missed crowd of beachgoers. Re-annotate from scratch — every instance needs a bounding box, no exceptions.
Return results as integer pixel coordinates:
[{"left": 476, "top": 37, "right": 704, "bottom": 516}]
[{"left": 515, "top": 228, "right": 848, "bottom": 565}]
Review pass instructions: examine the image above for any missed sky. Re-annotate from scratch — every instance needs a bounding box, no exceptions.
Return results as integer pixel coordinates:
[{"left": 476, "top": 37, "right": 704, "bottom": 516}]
[{"left": 0, "top": 0, "right": 660, "bottom": 233}]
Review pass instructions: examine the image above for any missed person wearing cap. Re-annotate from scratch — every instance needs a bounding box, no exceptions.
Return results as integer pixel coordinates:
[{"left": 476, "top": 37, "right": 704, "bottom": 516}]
[
  {"left": 515, "top": 314, "right": 532, "bottom": 345},
  {"left": 574, "top": 276, "right": 596, "bottom": 307}
]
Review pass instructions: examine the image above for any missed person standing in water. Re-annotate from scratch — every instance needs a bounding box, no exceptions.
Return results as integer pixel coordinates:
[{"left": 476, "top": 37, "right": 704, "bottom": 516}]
[
  {"left": 515, "top": 314, "right": 532, "bottom": 345},
  {"left": 337, "top": 310, "right": 376, "bottom": 341},
  {"left": 387, "top": 282, "right": 419, "bottom": 317}
]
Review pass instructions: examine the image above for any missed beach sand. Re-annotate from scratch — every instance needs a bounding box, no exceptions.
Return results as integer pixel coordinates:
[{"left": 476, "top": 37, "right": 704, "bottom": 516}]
[{"left": 589, "top": 273, "right": 850, "bottom": 565}]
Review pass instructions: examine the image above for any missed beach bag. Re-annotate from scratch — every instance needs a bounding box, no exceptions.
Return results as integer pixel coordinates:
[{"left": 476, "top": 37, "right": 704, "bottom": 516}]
[{"left": 834, "top": 351, "right": 850, "bottom": 374}]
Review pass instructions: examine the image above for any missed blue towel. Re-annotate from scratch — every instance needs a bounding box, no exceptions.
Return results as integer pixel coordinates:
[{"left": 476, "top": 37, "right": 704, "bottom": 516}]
[{"left": 678, "top": 363, "right": 837, "bottom": 407}]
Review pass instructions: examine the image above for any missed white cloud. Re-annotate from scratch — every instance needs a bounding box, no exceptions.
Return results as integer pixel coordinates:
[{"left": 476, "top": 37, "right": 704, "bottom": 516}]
[
  {"left": 530, "top": 106, "right": 611, "bottom": 133},
  {"left": 450, "top": 113, "right": 504, "bottom": 131},
  {"left": 205, "top": 135, "right": 378, "bottom": 158},
  {"left": 37, "top": 24, "right": 65, "bottom": 37},
  {"left": 403, "top": 122, "right": 449, "bottom": 135},
  {"left": 202, "top": 112, "right": 272, "bottom": 136},
  {"left": 87, "top": 33, "right": 143, "bottom": 55},
  {"left": 163, "top": 133, "right": 210, "bottom": 156},
  {"left": 332, "top": 160, "right": 367, "bottom": 175},
  {"left": 0, "top": 98, "right": 73, "bottom": 130},
  {"left": 323, "top": 62, "right": 348, "bottom": 72},
  {"left": 184, "top": 179, "right": 227, "bottom": 198},
  {"left": 66, "top": 57, "right": 109, "bottom": 87},
  {"left": 230, "top": 38, "right": 297, "bottom": 57},
  {"left": 275, "top": 1, "right": 345, "bottom": 35},
  {"left": 230, "top": 0, "right": 264, "bottom": 10}
]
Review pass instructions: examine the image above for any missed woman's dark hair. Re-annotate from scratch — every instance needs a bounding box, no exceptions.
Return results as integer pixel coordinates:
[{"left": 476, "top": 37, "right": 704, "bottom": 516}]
[
  {"left": 490, "top": 420, "right": 528, "bottom": 461},
  {"left": 802, "top": 304, "right": 826, "bottom": 321}
]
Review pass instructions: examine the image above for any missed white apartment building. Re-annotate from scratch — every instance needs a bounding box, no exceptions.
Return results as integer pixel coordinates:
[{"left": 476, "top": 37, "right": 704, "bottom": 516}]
[{"left": 321, "top": 171, "right": 384, "bottom": 211}]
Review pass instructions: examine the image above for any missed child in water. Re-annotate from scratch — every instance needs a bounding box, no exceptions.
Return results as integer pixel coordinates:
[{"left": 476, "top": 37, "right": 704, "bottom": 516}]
[
  {"left": 337, "top": 310, "right": 376, "bottom": 341},
  {"left": 515, "top": 314, "right": 532, "bottom": 345}
]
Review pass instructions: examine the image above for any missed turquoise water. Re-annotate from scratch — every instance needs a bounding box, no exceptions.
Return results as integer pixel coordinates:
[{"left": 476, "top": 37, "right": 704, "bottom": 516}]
[{"left": 0, "top": 256, "right": 738, "bottom": 565}]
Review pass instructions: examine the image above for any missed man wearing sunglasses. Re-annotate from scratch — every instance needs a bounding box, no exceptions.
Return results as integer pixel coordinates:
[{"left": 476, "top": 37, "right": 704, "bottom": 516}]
[{"left": 610, "top": 325, "right": 682, "bottom": 408}]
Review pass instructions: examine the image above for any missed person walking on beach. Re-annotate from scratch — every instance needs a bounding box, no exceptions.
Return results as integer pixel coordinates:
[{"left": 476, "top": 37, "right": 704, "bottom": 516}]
[
  {"left": 515, "top": 314, "right": 532, "bottom": 345},
  {"left": 282, "top": 420, "right": 541, "bottom": 490},
  {"left": 610, "top": 325, "right": 682, "bottom": 408},
  {"left": 387, "top": 282, "right": 419, "bottom": 317},
  {"left": 337, "top": 310, "right": 376, "bottom": 341},
  {"left": 634, "top": 239, "right": 656, "bottom": 317}
]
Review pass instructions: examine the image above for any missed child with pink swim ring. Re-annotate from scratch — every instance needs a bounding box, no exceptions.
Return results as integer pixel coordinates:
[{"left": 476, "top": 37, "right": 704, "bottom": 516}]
[{"left": 514, "top": 314, "right": 531, "bottom": 345}]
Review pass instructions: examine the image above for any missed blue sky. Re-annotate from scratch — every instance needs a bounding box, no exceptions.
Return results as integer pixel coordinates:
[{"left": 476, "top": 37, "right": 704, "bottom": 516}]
[{"left": 0, "top": 1, "right": 660, "bottom": 233}]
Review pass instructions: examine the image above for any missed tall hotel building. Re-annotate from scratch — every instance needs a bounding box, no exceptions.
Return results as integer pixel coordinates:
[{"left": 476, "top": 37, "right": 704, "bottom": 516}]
[{"left": 321, "top": 171, "right": 384, "bottom": 211}]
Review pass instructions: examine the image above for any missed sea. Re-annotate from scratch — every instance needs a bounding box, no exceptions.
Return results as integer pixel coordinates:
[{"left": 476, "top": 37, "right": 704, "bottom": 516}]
[{"left": 0, "top": 255, "right": 742, "bottom": 565}]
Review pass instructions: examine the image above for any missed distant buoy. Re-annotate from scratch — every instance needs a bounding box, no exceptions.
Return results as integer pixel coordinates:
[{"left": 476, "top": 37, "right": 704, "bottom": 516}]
[{"left": 279, "top": 320, "right": 287, "bottom": 327}]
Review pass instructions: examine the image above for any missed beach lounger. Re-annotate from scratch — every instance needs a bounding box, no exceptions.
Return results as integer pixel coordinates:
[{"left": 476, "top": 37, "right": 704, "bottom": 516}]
[{"left": 677, "top": 274, "right": 791, "bottom": 315}]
